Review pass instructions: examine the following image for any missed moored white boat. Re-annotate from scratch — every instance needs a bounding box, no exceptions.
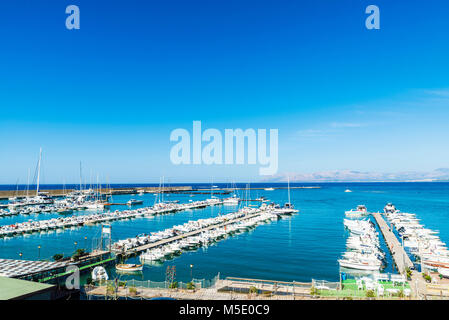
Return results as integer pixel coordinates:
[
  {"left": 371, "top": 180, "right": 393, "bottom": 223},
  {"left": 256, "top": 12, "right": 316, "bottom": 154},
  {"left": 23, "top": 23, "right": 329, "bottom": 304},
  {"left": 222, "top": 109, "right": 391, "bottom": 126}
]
[
  {"left": 116, "top": 263, "right": 143, "bottom": 272},
  {"left": 92, "top": 266, "right": 109, "bottom": 281}
]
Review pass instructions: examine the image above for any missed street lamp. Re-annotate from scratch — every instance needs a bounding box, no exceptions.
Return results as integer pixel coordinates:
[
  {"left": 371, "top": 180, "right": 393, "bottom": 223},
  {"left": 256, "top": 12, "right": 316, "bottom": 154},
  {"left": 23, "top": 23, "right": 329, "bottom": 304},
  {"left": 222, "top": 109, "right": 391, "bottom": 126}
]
[
  {"left": 190, "top": 264, "right": 194, "bottom": 281},
  {"left": 74, "top": 241, "right": 78, "bottom": 251},
  {"left": 38, "top": 245, "right": 41, "bottom": 260},
  {"left": 84, "top": 236, "right": 88, "bottom": 250},
  {"left": 19, "top": 252, "right": 23, "bottom": 260}
]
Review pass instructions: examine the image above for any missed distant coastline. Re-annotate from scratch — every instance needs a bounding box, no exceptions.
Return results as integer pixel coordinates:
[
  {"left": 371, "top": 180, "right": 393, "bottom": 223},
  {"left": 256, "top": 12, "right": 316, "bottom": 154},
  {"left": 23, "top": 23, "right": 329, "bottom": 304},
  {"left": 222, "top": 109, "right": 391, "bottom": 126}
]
[{"left": 1, "top": 181, "right": 449, "bottom": 192}]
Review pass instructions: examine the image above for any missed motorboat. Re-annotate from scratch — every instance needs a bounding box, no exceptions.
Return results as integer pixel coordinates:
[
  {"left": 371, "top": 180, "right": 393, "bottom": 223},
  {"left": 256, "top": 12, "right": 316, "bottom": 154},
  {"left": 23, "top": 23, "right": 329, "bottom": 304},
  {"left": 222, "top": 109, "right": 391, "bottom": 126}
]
[
  {"left": 338, "top": 258, "right": 382, "bottom": 271},
  {"left": 91, "top": 266, "right": 109, "bottom": 281},
  {"left": 345, "top": 205, "right": 368, "bottom": 218},
  {"left": 384, "top": 203, "right": 397, "bottom": 214},
  {"left": 127, "top": 199, "right": 144, "bottom": 206}
]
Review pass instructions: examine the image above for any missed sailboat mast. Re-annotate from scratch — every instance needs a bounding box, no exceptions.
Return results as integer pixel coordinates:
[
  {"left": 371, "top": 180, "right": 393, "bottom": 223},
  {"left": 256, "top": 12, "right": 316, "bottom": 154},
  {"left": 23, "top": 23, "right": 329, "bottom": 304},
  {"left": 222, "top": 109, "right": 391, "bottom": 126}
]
[
  {"left": 26, "top": 168, "right": 30, "bottom": 198},
  {"left": 97, "top": 174, "right": 102, "bottom": 201},
  {"left": 162, "top": 176, "right": 165, "bottom": 203},
  {"left": 288, "top": 176, "right": 291, "bottom": 204},
  {"left": 36, "top": 147, "right": 42, "bottom": 196},
  {"left": 79, "top": 161, "right": 83, "bottom": 192}
]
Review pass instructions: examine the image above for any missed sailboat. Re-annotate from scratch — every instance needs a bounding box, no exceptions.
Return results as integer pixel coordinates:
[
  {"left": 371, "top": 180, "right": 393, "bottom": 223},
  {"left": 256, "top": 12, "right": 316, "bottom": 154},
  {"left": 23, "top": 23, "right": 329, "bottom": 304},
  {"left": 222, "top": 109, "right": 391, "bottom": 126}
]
[
  {"left": 280, "top": 177, "right": 299, "bottom": 214},
  {"left": 223, "top": 182, "right": 240, "bottom": 205},
  {"left": 9, "top": 148, "right": 54, "bottom": 209}
]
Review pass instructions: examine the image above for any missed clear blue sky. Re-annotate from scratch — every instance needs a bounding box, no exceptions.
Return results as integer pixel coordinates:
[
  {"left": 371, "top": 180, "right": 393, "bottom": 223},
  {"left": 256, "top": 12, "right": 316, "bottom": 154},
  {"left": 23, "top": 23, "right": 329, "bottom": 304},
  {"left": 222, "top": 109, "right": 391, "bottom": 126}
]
[{"left": 1, "top": 0, "right": 449, "bottom": 183}]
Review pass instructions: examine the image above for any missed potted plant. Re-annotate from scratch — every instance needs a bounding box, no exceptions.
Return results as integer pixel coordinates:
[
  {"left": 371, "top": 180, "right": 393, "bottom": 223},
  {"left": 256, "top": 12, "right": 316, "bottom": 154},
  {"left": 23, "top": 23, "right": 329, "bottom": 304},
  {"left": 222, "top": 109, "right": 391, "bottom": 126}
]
[{"left": 53, "top": 253, "right": 64, "bottom": 261}]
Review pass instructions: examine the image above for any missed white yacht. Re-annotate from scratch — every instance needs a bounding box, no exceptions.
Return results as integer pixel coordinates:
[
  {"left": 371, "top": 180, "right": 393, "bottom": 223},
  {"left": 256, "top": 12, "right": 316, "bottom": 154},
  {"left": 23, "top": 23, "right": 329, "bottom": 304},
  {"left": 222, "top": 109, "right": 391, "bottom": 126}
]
[
  {"left": 345, "top": 205, "right": 368, "bottom": 218},
  {"left": 338, "top": 258, "right": 381, "bottom": 271},
  {"left": 91, "top": 266, "right": 108, "bottom": 281},
  {"left": 384, "top": 203, "right": 397, "bottom": 214},
  {"left": 223, "top": 194, "right": 240, "bottom": 205}
]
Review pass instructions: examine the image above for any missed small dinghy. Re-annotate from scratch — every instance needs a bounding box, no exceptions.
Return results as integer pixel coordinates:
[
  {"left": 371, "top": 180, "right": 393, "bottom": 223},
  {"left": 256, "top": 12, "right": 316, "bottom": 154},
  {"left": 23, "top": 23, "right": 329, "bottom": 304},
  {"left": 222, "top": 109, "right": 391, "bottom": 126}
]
[
  {"left": 92, "top": 266, "right": 109, "bottom": 281},
  {"left": 116, "top": 263, "right": 143, "bottom": 272}
]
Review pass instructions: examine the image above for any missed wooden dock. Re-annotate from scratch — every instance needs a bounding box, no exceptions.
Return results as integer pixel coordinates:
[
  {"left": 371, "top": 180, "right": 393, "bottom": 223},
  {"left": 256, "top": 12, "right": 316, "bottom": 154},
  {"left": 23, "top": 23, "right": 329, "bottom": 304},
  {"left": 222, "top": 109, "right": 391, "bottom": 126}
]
[{"left": 371, "top": 212, "right": 414, "bottom": 274}]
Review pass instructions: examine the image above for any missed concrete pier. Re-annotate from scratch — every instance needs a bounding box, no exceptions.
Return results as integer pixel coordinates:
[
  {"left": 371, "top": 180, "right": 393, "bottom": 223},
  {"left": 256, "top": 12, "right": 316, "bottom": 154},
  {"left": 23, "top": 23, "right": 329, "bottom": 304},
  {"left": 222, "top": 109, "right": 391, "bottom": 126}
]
[{"left": 371, "top": 212, "right": 413, "bottom": 274}]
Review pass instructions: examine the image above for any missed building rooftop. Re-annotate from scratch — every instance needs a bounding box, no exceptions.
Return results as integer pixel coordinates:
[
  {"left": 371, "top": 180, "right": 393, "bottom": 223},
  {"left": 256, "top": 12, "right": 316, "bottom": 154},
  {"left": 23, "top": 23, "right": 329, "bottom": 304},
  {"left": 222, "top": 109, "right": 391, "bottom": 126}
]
[{"left": 0, "top": 276, "right": 54, "bottom": 300}]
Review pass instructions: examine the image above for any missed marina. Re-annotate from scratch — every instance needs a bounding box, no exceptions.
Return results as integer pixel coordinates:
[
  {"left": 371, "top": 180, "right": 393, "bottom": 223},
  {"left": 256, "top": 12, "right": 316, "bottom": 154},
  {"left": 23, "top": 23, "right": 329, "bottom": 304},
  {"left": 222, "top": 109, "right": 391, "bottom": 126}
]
[
  {"left": 114, "top": 203, "right": 297, "bottom": 259},
  {"left": 2, "top": 182, "right": 449, "bottom": 300},
  {"left": 0, "top": 200, "right": 219, "bottom": 238}
]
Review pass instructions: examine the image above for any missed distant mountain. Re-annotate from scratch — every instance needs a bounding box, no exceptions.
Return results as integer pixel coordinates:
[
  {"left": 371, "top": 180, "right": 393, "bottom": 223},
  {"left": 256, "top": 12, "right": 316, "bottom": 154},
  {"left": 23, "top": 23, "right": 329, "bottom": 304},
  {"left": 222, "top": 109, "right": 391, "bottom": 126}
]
[{"left": 264, "top": 169, "right": 449, "bottom": 182}]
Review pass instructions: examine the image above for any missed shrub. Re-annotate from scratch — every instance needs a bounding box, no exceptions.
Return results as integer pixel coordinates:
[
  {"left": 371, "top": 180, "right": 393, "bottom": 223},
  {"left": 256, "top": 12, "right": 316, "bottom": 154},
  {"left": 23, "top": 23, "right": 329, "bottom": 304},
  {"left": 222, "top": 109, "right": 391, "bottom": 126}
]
[
  {"left": 106, "top": 283, "right": 115, "bottom": 295},
  {"left": 187, "top": 282, "right": 196, "bottom": 290},
  {"left": 128, "top": 286, "right": 137, "bottom": 296},
  {"left": 53, "top": 253, "right": 64, "bottom": 261},
  {"left": 405, "top": 268, "right": 412, "bottom": 280},
  {"left": 422, "top": 273, "right": 432, "bottom": 282},
  {"left": 249, "top": 286, "right": 258, "bottom": 294},
  {"left": 310, "top": 286, "right": 318, "bottom": 296},
  {"left": 71, "top": 249, "right": 87, "bottom": 261},
  {"left": 366, "top": 290, "right": 375, "bottom": 298},
  {"left": 169, "top": 281, "right": 179, "bottom": 289}
]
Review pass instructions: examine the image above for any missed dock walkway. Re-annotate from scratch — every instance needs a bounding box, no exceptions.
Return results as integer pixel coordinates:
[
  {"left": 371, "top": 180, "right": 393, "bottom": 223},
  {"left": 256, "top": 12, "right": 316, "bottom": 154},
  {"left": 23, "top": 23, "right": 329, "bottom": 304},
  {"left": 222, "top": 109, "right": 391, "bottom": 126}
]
[{"left": 371, "top": 212, "right": 413, "bottom": 274}]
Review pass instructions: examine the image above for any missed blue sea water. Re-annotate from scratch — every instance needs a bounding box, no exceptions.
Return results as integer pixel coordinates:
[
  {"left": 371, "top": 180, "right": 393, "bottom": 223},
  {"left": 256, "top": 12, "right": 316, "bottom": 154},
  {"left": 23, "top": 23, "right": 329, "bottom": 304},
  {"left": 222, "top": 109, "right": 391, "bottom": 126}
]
[{"left": 1, "top": 182, "right": 449, "bottom": 283}]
